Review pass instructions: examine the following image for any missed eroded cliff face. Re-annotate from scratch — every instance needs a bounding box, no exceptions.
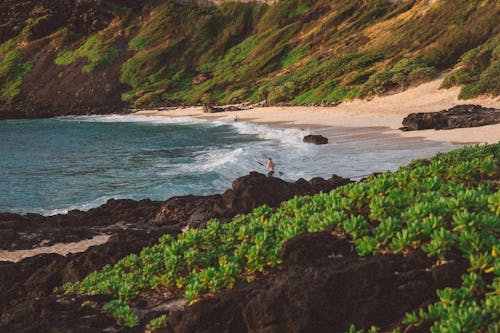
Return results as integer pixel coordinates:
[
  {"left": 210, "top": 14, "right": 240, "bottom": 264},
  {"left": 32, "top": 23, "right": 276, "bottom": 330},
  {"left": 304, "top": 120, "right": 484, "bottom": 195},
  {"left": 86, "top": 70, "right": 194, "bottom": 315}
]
[
  {"left": 0, "top": 0, "right": 498, "bottom": 119},
  {"left": 0, "top": 0, "right": 131, "bottom": 118}
]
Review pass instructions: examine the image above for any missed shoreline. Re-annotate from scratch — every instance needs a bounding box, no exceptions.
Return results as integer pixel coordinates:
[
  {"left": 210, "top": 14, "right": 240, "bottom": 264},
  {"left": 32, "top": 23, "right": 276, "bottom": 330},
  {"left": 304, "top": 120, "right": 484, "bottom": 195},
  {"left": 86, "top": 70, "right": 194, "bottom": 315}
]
[{"left": 135, "top": 77, "right": 500, "bottom": 145}]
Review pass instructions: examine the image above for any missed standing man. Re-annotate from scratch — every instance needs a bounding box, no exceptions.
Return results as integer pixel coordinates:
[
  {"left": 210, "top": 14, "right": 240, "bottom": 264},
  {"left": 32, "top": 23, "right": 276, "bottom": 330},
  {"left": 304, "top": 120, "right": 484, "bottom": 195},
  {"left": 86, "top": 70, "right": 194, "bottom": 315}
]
[{"left": 266, "top": 158, "right": 275, "bottom": 177}]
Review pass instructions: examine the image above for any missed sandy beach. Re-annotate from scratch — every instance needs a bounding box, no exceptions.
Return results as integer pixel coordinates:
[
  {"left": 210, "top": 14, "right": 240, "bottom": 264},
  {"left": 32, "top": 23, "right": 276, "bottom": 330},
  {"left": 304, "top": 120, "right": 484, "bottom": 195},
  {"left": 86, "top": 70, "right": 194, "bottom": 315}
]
[
  {"left": 0, "top": 235, "right": 110, "bottom": 263},
  {"left": 135, "top": 77, "right": 500, "bottom": 145}
]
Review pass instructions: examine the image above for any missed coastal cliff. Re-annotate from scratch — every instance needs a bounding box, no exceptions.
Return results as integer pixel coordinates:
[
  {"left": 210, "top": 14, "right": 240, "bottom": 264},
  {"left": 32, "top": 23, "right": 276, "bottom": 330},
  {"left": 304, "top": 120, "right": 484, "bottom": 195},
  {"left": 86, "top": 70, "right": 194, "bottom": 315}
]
[{"left": 0, "top": 0, "right": 498, "bottom": 119}]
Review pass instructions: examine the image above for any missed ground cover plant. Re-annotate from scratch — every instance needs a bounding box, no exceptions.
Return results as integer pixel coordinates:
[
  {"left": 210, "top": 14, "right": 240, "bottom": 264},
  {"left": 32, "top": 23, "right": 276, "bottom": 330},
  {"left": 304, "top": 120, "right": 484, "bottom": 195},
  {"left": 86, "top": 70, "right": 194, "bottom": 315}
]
[{"left": 63, "top": 143, "right": 500, "bottom": 331}]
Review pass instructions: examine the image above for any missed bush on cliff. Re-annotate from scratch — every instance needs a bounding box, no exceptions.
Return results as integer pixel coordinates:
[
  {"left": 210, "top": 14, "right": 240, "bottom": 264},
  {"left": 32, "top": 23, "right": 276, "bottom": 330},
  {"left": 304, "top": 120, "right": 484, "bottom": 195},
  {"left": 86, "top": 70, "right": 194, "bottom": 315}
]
[{"left": 442, "top": 35, "right": 500, "bottom": 99}]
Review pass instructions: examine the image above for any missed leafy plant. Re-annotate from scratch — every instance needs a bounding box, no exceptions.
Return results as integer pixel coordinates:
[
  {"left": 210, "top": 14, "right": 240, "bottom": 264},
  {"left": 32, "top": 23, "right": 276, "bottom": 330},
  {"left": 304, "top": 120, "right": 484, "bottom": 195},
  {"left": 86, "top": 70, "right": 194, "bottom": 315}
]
[
  {"left": 62, "top": 143, "right": 500, "bottom": 330},
  {"left": 146, "top": 315, "right": 168, "bottom": 332},
  {"left": 102, "top": 300, "right": 139, "bottom": 327}
]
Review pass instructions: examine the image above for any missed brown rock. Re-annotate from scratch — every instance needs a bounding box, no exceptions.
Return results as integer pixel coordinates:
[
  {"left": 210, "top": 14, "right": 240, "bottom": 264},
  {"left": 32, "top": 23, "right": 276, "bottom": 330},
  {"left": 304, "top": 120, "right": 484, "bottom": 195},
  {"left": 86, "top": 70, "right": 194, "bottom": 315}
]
[{"left": 303, "top": 134, "right": 328, "bottom": 144}]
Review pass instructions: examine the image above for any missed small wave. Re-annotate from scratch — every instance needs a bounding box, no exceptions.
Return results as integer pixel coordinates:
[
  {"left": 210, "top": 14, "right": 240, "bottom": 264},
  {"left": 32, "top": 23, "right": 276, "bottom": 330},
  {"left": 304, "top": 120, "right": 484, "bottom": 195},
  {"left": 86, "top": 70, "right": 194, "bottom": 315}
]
[
  {"left": 194, "top": 147, "right": 245, "bottom": 172},
  {"left": 25, "top": 196, "right": 113, "bottom": 216},
  {"left": 212, "top": 118, "right": 309, "bottom": 144}
]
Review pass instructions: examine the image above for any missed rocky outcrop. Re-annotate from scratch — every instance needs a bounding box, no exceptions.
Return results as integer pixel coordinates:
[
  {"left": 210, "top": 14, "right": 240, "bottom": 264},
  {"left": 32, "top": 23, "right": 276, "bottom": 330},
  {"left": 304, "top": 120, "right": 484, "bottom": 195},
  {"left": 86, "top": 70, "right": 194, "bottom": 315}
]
[
  {"left": 0, "top": 172, "right": 350, "bottom": 331},
  {"left": 153, "top": 172, "right": 351, "bottom": 228},
  {"left": 303, "top": 134, "right": 328, "bottom": 144},
  {"left": 0, "top": 198, "right": 164, "bottom": 251},
  {"left": 202, "top": 104, "right": 254, "bottom": 113},
  {"left": 401, "top": 104, "right": 500, "bottom": 131},
  {"left": 202, "top": 105, "right": 224, "bottom": 113},
  {"left": 166, "top": 232, "right": 466, "bottom": 333},
  {"left": 1, "top": 173, "right": 349, "bottom": 251}
]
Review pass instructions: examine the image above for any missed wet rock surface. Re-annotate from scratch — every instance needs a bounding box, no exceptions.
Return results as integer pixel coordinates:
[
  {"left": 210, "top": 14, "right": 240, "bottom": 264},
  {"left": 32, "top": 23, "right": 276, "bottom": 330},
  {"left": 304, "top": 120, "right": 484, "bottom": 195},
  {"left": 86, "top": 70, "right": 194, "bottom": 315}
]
[
  {"left": 303, "top": 134, "right": 328, "bottom": 144},
  {"left": 0, "top": 172, "right": 350, "bottom": 331},
  {"left": 401, "top": 104, "right": 500, "bottom": 131}
]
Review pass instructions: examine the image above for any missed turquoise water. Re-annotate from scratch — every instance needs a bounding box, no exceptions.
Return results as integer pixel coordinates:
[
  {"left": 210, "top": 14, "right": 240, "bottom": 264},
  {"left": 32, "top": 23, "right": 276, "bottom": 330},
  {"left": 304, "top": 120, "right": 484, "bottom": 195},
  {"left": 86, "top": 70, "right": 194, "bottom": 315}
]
[{"left": 0, "top": 114, "right": 458, "bottom": 214}]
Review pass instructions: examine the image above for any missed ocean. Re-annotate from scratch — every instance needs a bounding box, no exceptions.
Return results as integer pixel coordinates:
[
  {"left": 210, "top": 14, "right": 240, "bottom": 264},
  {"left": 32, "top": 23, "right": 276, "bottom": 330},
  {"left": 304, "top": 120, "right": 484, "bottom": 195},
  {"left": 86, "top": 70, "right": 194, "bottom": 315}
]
[{"left": 0, "top": 114, "right": 458, "bottom": 215}]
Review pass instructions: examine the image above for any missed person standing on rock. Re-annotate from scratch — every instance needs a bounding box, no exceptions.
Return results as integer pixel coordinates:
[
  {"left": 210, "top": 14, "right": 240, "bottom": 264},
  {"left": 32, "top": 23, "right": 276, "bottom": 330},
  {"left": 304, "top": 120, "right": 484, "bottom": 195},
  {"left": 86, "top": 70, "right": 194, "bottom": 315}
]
[{"left": 266, "top": 158, "right": 275, "bottom": 177}]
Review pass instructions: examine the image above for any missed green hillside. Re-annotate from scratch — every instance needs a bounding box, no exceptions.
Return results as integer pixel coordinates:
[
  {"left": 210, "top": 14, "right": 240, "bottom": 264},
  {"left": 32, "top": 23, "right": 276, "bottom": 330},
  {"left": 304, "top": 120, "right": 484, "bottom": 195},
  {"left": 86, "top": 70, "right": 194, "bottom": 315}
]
[
  {"left": 0, "top": 0, "right": 498, "bottom": 114},
  {"left": 63, "top": 143, "right": 500, "bottom": 331}
]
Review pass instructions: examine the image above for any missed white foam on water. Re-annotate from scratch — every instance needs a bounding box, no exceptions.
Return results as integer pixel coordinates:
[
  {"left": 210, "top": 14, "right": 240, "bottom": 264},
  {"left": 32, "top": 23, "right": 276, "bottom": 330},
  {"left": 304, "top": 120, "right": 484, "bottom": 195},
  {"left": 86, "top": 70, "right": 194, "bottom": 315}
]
[
  {"left": 56, "top": 114, "right": 205, "bottom": 125},
  {"left": 194, "top": 147, "right": 245, "bottom": 172},
  {"left": 211, "top": 118, "right": 309, "bottom": 144},
  {"left": 23, "top": 196, "right": 112, "bottom": 216}
]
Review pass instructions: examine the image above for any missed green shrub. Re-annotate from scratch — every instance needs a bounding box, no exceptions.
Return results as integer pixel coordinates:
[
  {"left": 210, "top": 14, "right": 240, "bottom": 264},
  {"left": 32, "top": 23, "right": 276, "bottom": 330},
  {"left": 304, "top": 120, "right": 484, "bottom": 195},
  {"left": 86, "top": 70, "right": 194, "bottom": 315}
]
[
  {"left": 102, "top": 300, "right": 139, "bottom": 327},
  {"left": 128, "top": 36, "right": 150, "bottom": 51},
  {"left": 63, "top": 143, "right": 500, "bottom": 331},
  {"left": 0, "top": 49, "right": 22, "bottom": 77},
  {"left": 146, "top": 315, "right": 168, "bottom": 332},
  {"left": 442, "top": 36, "right": 500, "bottom": 98},
  {"left": 361, "top": 57, "right": 436, "bottom": 96}
]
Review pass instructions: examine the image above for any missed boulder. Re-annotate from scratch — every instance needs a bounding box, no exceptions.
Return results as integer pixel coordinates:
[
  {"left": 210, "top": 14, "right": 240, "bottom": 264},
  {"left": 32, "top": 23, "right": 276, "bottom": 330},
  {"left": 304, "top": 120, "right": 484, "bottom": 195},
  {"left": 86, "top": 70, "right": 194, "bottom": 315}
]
[
  {"left": 303, "top": 134, "right": 328, "bottom": 144},
  {"left": 202, "top": 105, "right": 224, "bottom": 113},
  {"left": 401, "top": 104, "right": 500, "bottom": 131}
]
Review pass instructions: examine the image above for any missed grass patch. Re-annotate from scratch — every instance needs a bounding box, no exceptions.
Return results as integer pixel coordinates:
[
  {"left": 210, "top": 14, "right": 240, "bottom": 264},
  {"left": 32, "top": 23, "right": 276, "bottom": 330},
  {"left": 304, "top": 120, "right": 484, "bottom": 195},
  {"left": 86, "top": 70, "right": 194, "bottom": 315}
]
[
  {"left": 0, "top": 49, "right": 35, "bottom": 102},
  {"left": 278, "top": 47, "right": 305, "bottom": 68},
  {"left": 55, "top": 35, "right": 121, "bottom": 74}
]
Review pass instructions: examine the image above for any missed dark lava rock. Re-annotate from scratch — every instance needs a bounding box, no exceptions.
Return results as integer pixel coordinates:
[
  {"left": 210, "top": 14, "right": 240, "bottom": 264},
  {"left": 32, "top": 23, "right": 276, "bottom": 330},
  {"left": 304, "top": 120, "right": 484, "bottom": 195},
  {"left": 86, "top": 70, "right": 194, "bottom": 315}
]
[
  {"left": 203, "top": 105, "right": 224, "bottom": 113},
  {"left": 153, "top": 172, "right": 351, "bottom": 228},
  {"left": 166, "top": 233, "right": 467, "bottom": 333},
  {"left": 401, "top": 104, "right": 500, "bottom": 131},
  {"left": 0, "top": 172, "right": 351, "bottom": 331},
  {"left": 303, "top": 134, "right": 328, "bottom": 144}
]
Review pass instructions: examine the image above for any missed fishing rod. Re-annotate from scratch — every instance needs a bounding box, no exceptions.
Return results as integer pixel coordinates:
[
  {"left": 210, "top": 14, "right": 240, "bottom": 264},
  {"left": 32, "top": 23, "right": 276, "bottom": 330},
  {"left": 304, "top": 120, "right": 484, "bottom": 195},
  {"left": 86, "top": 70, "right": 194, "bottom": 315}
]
[{"left": 256, "top": 160, "right": 284, "bottom": 176}]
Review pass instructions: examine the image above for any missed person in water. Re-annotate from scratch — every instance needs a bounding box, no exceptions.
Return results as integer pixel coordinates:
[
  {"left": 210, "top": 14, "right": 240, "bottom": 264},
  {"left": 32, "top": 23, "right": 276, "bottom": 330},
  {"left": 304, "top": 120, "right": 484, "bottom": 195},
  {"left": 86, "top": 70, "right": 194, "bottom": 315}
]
[
  {"left": 234, "top": 114, "right": 240, "bottom": 122},
  {"left": 266, "top": 158, "right": 275, "bottom": 177}
]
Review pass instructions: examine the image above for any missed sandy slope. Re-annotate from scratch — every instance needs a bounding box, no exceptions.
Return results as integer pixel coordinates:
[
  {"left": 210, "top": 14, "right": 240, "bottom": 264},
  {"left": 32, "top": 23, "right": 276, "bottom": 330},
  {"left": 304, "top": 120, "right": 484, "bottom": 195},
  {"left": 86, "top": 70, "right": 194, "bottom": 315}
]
[{"left": 136, "top": 77, "right": 500, "bottom": 144}]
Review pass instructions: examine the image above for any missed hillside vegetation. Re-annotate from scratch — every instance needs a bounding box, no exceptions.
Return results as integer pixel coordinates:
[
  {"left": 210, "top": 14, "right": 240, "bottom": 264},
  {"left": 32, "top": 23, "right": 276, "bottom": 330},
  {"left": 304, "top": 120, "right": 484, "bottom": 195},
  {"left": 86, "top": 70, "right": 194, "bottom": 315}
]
[
  {"left": 0, "top": 0, "right": 498, "bottom": 116},
  {"left": 63, "top": 143, "right": 500, "bottom": 331}
]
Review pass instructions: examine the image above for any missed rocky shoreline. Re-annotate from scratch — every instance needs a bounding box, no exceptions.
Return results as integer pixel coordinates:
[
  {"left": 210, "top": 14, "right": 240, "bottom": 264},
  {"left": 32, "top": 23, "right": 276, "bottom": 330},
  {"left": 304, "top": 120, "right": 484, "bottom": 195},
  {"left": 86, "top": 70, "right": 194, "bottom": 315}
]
[
  {"left": 0, "top": 172, "right": 351, "bottom": 331},
  {"left": 0, "top": 171, "right": 470, "bottom": 332},
  {"left": 401, "top": 104, "right": 500, "bottom": 131}
]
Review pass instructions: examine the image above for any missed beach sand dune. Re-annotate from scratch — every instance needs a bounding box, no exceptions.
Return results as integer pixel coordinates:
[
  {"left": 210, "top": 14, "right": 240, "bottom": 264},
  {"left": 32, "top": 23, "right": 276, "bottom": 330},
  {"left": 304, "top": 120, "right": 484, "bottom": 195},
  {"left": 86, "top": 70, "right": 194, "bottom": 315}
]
[{"left": 136, "top": 77, "right": 500, "bottom": 144}]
